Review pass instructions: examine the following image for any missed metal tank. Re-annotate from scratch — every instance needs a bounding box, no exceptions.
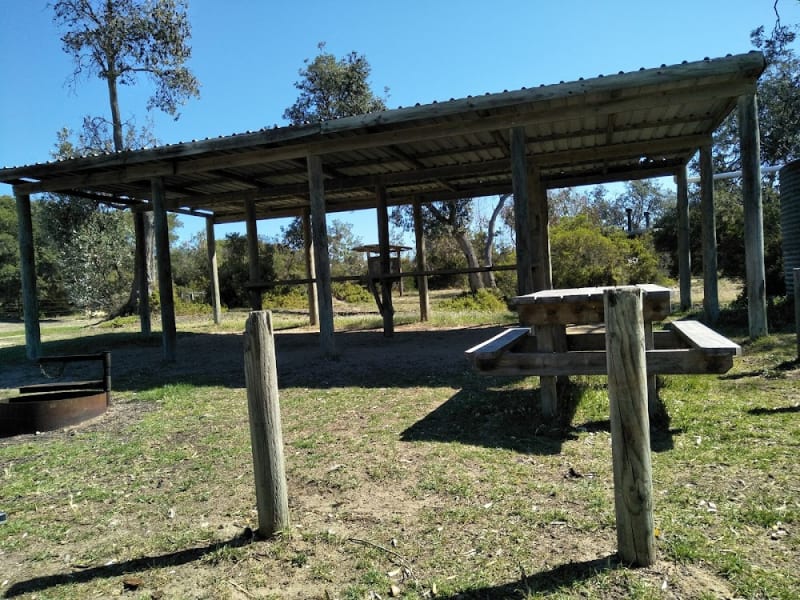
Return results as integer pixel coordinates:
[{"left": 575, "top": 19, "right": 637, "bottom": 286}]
[{"left": 780, "top": 159, "right": 800, "bottom": 296}]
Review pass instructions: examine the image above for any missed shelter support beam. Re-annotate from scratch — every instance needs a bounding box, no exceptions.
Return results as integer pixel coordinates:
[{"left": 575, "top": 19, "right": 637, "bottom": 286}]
[
  {"left": 376, "top": 185, "right": 394, "bottom": 336},
  {"left": 413, "top": 198, "right": 430, "bottom": 321},
  {"left": 738, "top": 93, "right": 768, "bottom": 338},
  {"left": 151, "top": 177, "right": 177, "bottom": 362},
  {"left": 245, "top": 199, "right": 262, "bottom": 311},
  {"left": 302, "top": 208, "right": 319, "bottom": 326},
  {"left": 206, "top": 217, "right": 222, "bottom": 325},
  {"left": 676, "top": 166, "right": 692, "bottom": 311},
  {"left": 307, "top": 155, "right": 336, "bottom": 356},
  {"left": 511, "top": 127, "right": 561, "bottom": 416},
  {"left": 15, "top": 191, "right": 41, "bottom": 360},
  {"left": 529, "top": 162, "right": 552, "bottom": 290},
  {"left": 133, "top": 211, "right": 151, "bottom": 335},
  {"left": 700, "top": 144, "right": 719, "bottom": 324},
  {"left": 511, "top": 127, "right": 535, "bottom": 295}
]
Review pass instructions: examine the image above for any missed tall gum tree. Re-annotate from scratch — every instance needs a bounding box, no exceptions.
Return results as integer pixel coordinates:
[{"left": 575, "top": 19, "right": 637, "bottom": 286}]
[{"left": 52, "top": 0, "right": 200, "bottom": 315}]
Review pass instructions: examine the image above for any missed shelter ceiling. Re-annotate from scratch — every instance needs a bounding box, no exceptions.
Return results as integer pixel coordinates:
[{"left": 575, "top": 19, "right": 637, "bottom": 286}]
[{"left": 1, "top": 52, "right": 765, "bottom": 224}]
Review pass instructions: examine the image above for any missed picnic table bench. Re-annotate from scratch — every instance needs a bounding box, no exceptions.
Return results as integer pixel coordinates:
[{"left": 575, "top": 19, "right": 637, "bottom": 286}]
[{"left": 465, "top": 285, "right": 741, "bottom": 416}]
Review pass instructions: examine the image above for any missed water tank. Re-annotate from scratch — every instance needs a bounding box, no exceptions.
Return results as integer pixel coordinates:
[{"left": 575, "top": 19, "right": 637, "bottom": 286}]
[{"left": 780, "top": 160, "right": 800, "bottom": 296}]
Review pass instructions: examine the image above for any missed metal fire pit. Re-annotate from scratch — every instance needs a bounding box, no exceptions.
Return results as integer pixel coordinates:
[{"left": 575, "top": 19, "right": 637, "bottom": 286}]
[{"left": 0, "top": 352, "right": 111, "bottom": 437}]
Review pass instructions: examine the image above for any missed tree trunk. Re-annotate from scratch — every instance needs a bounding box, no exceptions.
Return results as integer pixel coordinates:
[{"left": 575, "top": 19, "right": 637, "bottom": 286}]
[
  {"left": 107, "top": 74, "right": 157, "bottom": 318},
  {"left": 455, "top": 230, "right": 484, "bottom": 292},
  {"left": 481, "top": 194, "right": 508, "bottom": 288}
]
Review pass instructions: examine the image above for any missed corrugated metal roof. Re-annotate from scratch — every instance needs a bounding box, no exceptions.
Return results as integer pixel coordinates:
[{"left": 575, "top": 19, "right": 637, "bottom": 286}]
[{"left": 0, "top": 52, "right": 765, "bottom": 223}]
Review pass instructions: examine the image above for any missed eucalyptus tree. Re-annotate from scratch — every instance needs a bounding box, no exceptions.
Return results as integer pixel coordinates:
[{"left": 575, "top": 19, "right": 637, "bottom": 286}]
[{"left": 51, "top": 0, "right": 200, "bottom": 315}]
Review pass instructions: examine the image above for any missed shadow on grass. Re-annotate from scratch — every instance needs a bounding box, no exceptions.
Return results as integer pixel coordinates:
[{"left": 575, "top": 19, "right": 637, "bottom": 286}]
[
  {"left": 402, "top": 380, "right": 589, "bottom": 455},
  {"left": 2, "top": 530, "right": 255, "bottom": 598},
  {"left": 402, "top": 377, "right": 680, "bottom": 455},
  {"left": 2, "top": 325, "right": 508, "bottom": 393},
  {"left": 748, "top": 405, "right": 800, "bottom": 415},
  {"left": 435, "top": 554, "right": 619, "bottom": 599}
]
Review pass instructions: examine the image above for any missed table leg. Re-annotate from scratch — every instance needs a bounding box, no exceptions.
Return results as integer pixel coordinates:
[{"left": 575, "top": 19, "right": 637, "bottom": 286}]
[
  {"left": 644, "top": 321, "right": 658, "bottom": 414},
  {"left": 536, "top": 323, "right": 567, "bottom": 418}
]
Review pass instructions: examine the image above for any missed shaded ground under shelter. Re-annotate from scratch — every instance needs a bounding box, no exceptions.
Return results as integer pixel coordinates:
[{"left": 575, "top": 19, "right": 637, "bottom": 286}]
[{"left": 1, "top": 52, "right": 768, "bottom": 360}]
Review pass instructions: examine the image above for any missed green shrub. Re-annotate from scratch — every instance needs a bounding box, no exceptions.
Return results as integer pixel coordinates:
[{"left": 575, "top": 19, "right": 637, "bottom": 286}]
[
  {"left": 263, "top": 287, "right": 308, "bottom": 309},
  {"left": 550, "top": 215, "right": 664, "bottom": 288},
  {"left": 438, "top": 288, "right": 507, "bottom": 311},
  {"left": 332, "top": 281, "right": 372, "bottom": 303}
]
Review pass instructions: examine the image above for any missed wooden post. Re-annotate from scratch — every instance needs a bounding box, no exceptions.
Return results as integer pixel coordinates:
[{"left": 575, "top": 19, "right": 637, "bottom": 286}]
[
  {"left": 206, "top": 217, "right": 222, "bottom": 325},
  {"left": 738, "top": 94, "right": 768, "bottom": 339},
  {"left": 676, "top": 165, "right": 692, "bottom": 311},
  {"left": 245, "top": 199, "right": 262, "bottom": 311},
  {"left": 604, "top": 287, "right": 656, "bottom": 567},
  {"left": 302, "top": 208, "right": 319, "bottom": 326},
  {"left": 134, "top": 211, "right": 151, "bottom": 335},
  {"left": 530, "top": 164, "right": 552, "bottom": 290},
  {"left": 307, "top": 155, "right": 336, "bottom": 356},
  {"left": 511, "top": 127, "right": 534, "bottom": 295},
  {"left": 700, "top": 144, "right": 719, "bottom": 324},
  {"left": 243, "top": 311, "right": 290, "bottom": 538},
  {"left": 376, "top": 184, "right": 394, "bottom": 337},
  {"left": 530, "top": 163, "right": 563, "bottom": 416},
  {"left": 14, "top": 191, "right": 41, "bottom": 360},
  {"left": 794, "top": 269, "right": 800, "bottom": 360},
  {"left": 151, "top": 177, "right": 177, "bottom": 362},
  {"left": 413, "top": 198, "right": 430, "bottom": 321}
]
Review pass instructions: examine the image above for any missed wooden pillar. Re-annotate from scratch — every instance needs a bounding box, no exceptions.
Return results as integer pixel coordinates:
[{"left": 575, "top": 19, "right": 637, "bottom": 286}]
[
  {"left": 676, "top": 165, "right": 692, "bottom": 311},
  {"left": 699, "top": 144, "right": 719, "bottom": 324},
  {"left": 206, "top": 217, "right": 222, "bottom": 325},
  {"left": 307, "top": 155, "right": 336, "bottom": 355},
  {"left": 413, "top": 198, "right": 430, "bottom": 321},
  {"left": 604, "top": 287, "right": 656, "bottom": 567},
  {"left": 15, "top": 191, "right": 41, "bottom": 360},
  {"left": 243, "top": 311, "right": 290, "bottom": 537},
  {"left": 529, "top": 163, "right": 552, "bottom": 290},
  {"left": 151, "top": 177, "right": 177, "bottom": 362},
  {"left": 511, "top": 127, "right": 534, "bottom": 295},
  {"left": 302, "top": 208, "right": 319, "bottom": 326},
  {"left": 376, "top": 184, "right": 394, "bottom": 337},
  {"left": 245, "top": 199, "right": 262, "bottom": 311},
  {"left": 134, "top": 211, "right": 151, "bottom": 335},
  {"left": 530, "top": 166, "right": 562, "bottom": 417},
  {"left": 738, "top": 94, "right": 768, "bottom": 338}
]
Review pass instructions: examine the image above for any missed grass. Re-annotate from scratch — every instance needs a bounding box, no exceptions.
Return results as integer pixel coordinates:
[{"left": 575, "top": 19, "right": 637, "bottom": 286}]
[{"left": 1, "top": 285, "right": 799, "bottom": 598}]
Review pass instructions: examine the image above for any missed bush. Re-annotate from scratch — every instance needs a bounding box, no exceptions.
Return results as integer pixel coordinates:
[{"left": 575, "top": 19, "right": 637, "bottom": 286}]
[
  {"left": 550, "top": 215, "right": 664, "bottom": 288},
  {"left": 439, "top": 288, "right": 507, "bottom": 312},
  {"left": 263, "top": 287, "right": 308, "bottom": 309},
  {"left": 332, "top": 281, "right": 372, "bottom": 303}
]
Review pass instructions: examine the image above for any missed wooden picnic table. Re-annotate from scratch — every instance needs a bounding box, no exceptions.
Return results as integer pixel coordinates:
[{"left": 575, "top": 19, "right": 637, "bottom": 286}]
[{"left": 466, "top": 284, "right": 741, "bottom": 418}]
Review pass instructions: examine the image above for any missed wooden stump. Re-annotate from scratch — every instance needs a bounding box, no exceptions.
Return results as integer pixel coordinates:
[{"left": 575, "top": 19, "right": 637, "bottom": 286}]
[
  {"left": 244, "top": 311, "right": 290, "bottom": 537},
  {"left": 604, "top": 287, "right": 656, "bottom": 567}
]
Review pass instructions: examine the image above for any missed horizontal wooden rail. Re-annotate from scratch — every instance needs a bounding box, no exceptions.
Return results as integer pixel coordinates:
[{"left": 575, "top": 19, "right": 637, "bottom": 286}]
[{"left": 247, "top": 264, "right": 517, "bottom": 290}]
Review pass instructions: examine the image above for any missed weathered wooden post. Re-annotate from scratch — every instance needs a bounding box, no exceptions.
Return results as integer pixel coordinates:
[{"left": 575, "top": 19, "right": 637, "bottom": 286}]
[
  {"left": 604, "top": 287, "right": 656, "bottom": 567},
  {"left": 243, "top": 311, "right": 289, "bottom": 538}
]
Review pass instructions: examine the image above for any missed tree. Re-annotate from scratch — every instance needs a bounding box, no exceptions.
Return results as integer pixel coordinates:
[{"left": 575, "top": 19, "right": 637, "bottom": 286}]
[
  {"left": 282, "top": 43, "right": 386, "bottom": 288},
  {"left": 284, "top": 42, "right": 387, "bottom": 124},
  {"left": 53, "top": 0, "right": 199, "bottom": 148},
  {"left": 1, "top": 195, "right": 71, "bottom": 316},
  {"left": 52, "top": 0, "right": 200, "bottom": 314},
  {"left": 707, "top": 23, "right": 799, "bottom": 172},
  {"left": 217, "top": 233, "right": 275, "bottom": 309}
]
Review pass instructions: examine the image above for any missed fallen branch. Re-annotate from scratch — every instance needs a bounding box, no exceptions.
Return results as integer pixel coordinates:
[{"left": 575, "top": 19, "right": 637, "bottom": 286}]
[{"left": 346, "top": 537, "right": 420, "bottom": 587}]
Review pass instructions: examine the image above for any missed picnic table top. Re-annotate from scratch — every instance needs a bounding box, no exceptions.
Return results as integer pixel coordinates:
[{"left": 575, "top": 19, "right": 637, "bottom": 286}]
[{"left": 513, "top": 284, "right": 671, "bottom": 305}]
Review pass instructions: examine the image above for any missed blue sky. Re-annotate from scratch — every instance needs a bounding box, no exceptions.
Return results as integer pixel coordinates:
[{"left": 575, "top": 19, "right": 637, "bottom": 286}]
[{"left": 2, "top": 0, "right": 798, "bottom": 244}]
